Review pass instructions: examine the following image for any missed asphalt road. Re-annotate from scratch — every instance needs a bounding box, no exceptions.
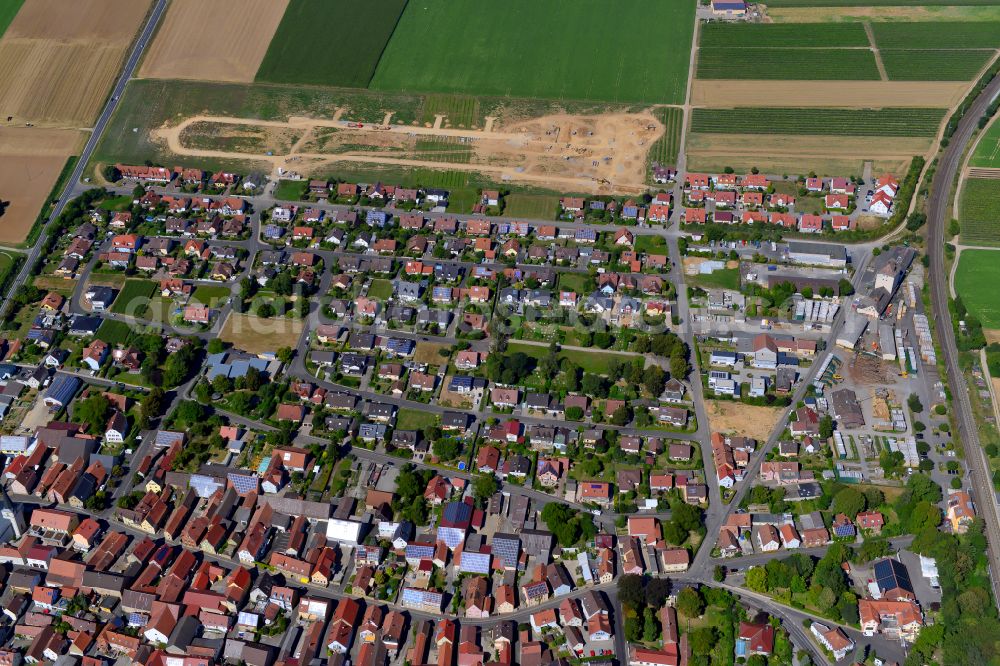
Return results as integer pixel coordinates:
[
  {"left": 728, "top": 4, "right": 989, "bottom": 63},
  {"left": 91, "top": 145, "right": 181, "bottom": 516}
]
[
  {"left": 0, "top": 0, "right": 168, "bottom": 317},
  {"left": 927, "top": 72, "right": 1000, "bottom": 608}
]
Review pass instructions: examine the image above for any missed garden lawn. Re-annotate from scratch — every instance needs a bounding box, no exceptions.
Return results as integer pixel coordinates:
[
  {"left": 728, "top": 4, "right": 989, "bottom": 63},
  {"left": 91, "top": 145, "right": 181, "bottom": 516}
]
[
  {"left": 255, "top": 0, "right": 408, "bottom": 88},
  {"left": 690, "top": 268, "right": 741, "bottom": 290},
  {"left": 191, "top": 285, "right": 232, "bottom": 307},
  {"left": 371, "top": 0, "right": 695, "bottom": 104},
  {"left": 109, "top": 279, "right": 156, "bottom": 316},
  {"left": 506, "top": 341, "right": 637, "bottom": 375},
  {"left": 96, "top": 319, "right": 132, "bottom": 345},
  {"left": 273, "top": 179, "right": 307, "bottom": 201},
  {"left": 366, "top": 278, "right": 392, "bottom": 301},
  {"left": 396, "top": 407, "right": 439, "bottom": 431},
  {"left": 955, "top": 249, "right": 1000, "bottom": 328}
]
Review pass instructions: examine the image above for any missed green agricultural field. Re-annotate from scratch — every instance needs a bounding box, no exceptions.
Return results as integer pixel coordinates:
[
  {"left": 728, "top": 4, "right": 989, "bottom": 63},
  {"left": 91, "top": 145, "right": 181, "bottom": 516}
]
[
  {"left": 110, "top": 279, "right": 156, "bottom": 316},
  {"left": 955, "top": 249, "right": 1000, "bottom": 328},
  {"left": 371, "top": 0, "right": 696, "bottom": 104},
  {"left": 696, "top": 47, "right": 880, "bottom": 80},
  {"left": 699, "top": 22, "right": 869, "bottom": 47},
  {"left": 96, "top": 320, "right": 133, "bottom": 346},
  {"left": 649, "top": 107, "right": 684, "bottom": 170},
  {"left": 191, "top": 285, "right": 232, "bottom": 308},
  {"left": 256, "top": 0, "right": 408, "bottom": 88},
  {"left": 690, "top": 108, "right": 945, "bottom": 137},
  {"left": 971, "top": 119, "right": 1000, "bottom": 168},
  {"left": 960, "top": 178, "right": 1000, "bottom": 246},
  {"left": 880, "top": 49, "right": 994, "bottom": 81},
  {"left": 872, "top": 21, "right": 1000, "bottom": 48},
  {"left": 0, "top": 1, "right": 22, "bottom": 38}
]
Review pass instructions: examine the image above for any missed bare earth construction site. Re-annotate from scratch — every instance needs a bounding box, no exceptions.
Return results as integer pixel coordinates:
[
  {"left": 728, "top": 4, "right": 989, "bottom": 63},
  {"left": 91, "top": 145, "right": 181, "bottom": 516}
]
[{"left": 152, "top": 110, "right": 665, "bottom": 195}]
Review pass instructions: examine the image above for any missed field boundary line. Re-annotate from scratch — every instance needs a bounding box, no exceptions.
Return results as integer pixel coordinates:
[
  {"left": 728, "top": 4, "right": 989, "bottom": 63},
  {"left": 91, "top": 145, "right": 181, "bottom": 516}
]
[
  {"left": 863, "top": 22, "right": 888, "bottom": 81},
  {"left": 678, "top": 13, "right": 701, "bottom": 176}
]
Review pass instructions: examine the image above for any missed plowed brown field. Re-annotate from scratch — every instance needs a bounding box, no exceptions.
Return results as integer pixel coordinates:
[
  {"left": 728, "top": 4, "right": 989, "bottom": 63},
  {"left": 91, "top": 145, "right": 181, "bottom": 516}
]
[
  {"left": 140, "top": 0, "right": 289, "bottom": 82},
  {"left": 0, "top": 127, "right": 83, "bottom": 243},
  {"left": 691, "top": 80, "right": 968, "bottom": 108},
  {"left": 0, "top": 0, "right": 150, "bottom": 127}
]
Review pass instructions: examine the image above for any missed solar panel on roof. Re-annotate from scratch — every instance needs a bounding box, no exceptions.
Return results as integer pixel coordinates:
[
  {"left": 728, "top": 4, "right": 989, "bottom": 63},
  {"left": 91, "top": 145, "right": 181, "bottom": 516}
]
[{"left": 227, "top": 473, "right": 258, "bottom": 495}]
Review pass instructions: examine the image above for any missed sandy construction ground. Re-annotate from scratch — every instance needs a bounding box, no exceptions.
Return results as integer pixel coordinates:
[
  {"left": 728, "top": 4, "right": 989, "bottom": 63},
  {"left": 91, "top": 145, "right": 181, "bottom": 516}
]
[
  {"left": 152, "top": 110, "right": 664, "bottom": 195},
  {"left": 687, "top": 132, "right": 928, "bottom": 177},
  {"left": 706, "top": 400, "right": 785, "bottom": 442},
  {"left": 691, "top": 80, "right": 969, "bottom": 109},
  {"left": 0, "top": 0, "right": 150, "bottom": 127},
  {"left": 140, "top": 0, "right": 289, "bottom": 82},
  {"left": 0, "top": 127, "right": 82, "bottom": 244},
  {"left": 219, "top": 312, "right": 304, "bottom": 355}
]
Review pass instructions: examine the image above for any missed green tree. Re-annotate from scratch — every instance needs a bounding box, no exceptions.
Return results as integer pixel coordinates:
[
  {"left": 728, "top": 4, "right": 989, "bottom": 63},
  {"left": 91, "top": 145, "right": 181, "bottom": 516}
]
[
  {"left": 642, "top": 607, "right": 660, "bottom": 642},
  {"left": 276, "top": 347, "right": 294, "bottom": 364},
  {"left": 831, "top": 487, "right": 866, "bottom": 518},
  {"left": 207, "top": 339, "right": 226, "bottom": 354},
  {"left": 676, "top": 586, "right": 704, "bottom": 617},
  {"left": 617, "top": 574, "right": 644, "bottom": 611},
  {"left": 746, "top": 566, "right": 768, "bottom": 592},
  {"left": 76, "top": 393, "right": 111, "bottom": 435},
  {"left": 472, "top": 474, "right": 498, "bottom": 502},
  {"left": 819, "top": 415, "right": 834, "bottom": 439}
]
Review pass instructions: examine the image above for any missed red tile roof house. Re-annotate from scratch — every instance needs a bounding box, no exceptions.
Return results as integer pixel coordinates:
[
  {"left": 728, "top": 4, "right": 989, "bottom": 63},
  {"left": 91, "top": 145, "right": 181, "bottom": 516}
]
[
  {"left": 825, "top": 193, "right": 851, "bottom": 211},
  {"left": 856, "top": 511, "right": 884, "bottom": 534},
  {"left": 798, "top": 214, "right": 824, "bottom": 233}
]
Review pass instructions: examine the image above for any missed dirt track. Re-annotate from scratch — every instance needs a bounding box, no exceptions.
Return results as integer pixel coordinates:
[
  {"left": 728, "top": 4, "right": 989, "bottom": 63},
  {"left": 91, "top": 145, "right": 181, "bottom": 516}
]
[{"left": 152, "top": 110, "right": 665, "bottom": 194}]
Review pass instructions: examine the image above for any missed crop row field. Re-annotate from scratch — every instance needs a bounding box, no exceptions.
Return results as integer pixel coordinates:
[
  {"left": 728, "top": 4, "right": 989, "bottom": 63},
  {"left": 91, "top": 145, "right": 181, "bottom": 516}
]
[
  {"left": 880, "top": 49, "right": 994, "bottom": 81},
  {"left": 0, "top": 0, "right": 151, "bottom": 127},
  {"left": 697, "top": 21, "right": 1000, "bottom": 82},
  {"left": 649, "top": 107, "right": 684, "bottom": 170},
  {"left": 370, "top": 0, "right": 694, "bottom": 104},
  {"left": 870, "top": 20, "right": 1000, "bottom": 48},
  {"left": 960, "top": 178, "right": 1000, "bottom": 246},
  {"left": 140, "top": 0, "right": 696, "bottom": 105},
  {"left": 764, "top": 0, "right": 1000, "bottom": 6},
  {"left": 699, "top": 21, "right": 869, "bottom": 47},
  {"left": 697, "top": 47, "right": 880, "bottom": 80},
  {"left": 690, "top": 108, "right": 945, "bottom": 137},
  {"left": 256, "top": 0, "right": 408, "bottom": 88}
]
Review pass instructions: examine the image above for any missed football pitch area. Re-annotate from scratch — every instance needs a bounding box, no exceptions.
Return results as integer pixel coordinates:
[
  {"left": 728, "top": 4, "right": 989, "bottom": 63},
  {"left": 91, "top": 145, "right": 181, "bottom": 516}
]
[{"left": 369, "top": 0, "right": 695, "bottom": 104}]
